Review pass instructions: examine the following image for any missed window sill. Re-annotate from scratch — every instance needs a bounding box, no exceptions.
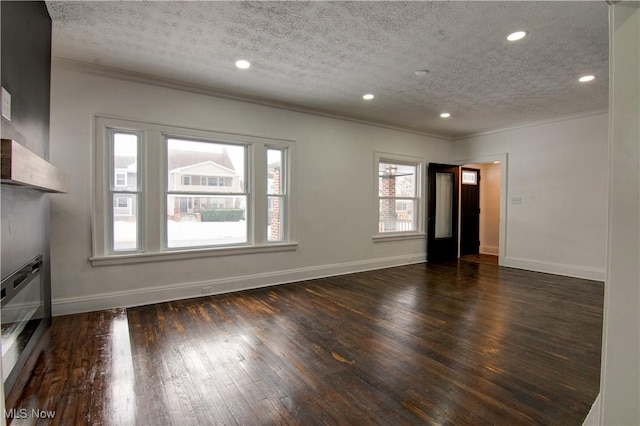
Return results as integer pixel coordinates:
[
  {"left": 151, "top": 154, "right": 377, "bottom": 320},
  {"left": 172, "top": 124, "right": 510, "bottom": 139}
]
[
  {"left": 372, "top": 233, "right": 426, "bottom": 243},
  {"left": 90, "top": 242, "right": 299, "bottom": 267}
]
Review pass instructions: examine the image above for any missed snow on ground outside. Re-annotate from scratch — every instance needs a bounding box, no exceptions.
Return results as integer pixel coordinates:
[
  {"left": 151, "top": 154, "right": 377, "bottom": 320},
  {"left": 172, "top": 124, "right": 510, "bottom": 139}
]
[{"left": 114, "top": 220, "right": 247, "bottom": 250}]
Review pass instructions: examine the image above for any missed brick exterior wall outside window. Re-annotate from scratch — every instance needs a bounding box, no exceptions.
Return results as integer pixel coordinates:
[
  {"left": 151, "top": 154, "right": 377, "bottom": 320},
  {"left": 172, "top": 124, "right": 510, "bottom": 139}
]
[
  {"left": 381, "top": 167, "right": 397, "bottom": 232},
  {"left": 270, "top": 167, "right": 281, "bottom": 240}
]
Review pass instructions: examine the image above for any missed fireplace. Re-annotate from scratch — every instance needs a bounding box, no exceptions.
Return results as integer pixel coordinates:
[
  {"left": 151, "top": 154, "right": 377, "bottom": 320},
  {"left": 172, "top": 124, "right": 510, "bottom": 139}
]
[{"left": 1, "top": 255, "right": 47, "bottom": 392}]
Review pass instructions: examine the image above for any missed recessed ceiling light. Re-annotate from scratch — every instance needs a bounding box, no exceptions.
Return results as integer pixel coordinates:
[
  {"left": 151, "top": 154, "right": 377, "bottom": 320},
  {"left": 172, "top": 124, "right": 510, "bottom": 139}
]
[
  {"left": 579, "top": 75, "right": 596, "bottom": 83},
  {"left": 414, "top": 70, "right": 429, "bottom": 77},
  {"left": 493, "top": 161, "right": 501, "bottom": 164},
  {"left": 507, "top": 31, "right": 528, "bottom": 41},
  {"left": 440, "top": 112, "right": 451, "bottom": 118},
  {"left": 235, "top": 59, "right": 251, "bottom": 70},
  {"left": 363, "top": 94, "right": 375, "bottom": 100}
]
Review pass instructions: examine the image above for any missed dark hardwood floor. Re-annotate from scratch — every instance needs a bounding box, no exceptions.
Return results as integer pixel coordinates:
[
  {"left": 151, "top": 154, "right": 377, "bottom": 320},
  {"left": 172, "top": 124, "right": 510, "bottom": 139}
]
[
  {"left": 459, "top": 253, "right": 499, "bottom": 265},
  {"left": 6, "top": 262, "right": 604, "bottom": 425}
]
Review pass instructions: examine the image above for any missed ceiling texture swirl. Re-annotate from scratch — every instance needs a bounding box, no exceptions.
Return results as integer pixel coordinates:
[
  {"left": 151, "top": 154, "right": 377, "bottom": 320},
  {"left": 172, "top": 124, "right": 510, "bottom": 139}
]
[{"left": 46, "top": 1, "right": 609, "bottom": 139}]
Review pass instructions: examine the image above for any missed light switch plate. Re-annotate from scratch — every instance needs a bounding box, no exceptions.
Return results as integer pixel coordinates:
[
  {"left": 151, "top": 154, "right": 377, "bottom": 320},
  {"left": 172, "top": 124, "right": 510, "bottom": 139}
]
[
  {"left": 511, "top": 197, "right": 522, "bottom": 205},
  {"left": 1, "top": 87, "right": 11, "bottom": 121}
]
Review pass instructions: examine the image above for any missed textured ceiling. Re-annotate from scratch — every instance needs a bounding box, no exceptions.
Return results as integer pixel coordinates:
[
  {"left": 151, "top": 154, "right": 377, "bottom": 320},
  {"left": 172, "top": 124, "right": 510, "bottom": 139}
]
[{"left": 46, "top": 1, "right": 609, "bottom": 139}]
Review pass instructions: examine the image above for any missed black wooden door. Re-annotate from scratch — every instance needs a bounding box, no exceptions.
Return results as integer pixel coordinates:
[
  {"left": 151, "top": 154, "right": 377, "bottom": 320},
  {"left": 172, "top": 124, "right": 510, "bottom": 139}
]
[
  {"left": 427, "top": 163, "right": 459, "bottom": 262},
  {"left": 460, "top": 167, "right": 481, "bottom": 256}
]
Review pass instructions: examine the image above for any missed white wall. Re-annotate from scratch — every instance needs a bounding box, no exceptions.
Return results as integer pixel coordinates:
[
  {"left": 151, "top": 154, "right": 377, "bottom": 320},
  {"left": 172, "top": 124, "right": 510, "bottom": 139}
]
[
  {"left": 453, "top": 112, "right": 609, "bottom": 280},
  {"left": 48, "top": 60, "right": 452, "bottom": 315},
  {"left": 599, "top": 2, "right": 640, "bottom": 424}
]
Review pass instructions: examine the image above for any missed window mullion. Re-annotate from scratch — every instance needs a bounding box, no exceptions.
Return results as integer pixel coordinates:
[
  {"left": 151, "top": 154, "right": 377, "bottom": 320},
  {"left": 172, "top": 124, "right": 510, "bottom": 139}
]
[
  {"left": 166, "top": 191, "right": 248, "bottom": 197},
  {"left": 379, "top": 196, "right": 419, "bottom": 201},
  {"left": 145, "top": 129, "right": 161, "bottom": 252}
]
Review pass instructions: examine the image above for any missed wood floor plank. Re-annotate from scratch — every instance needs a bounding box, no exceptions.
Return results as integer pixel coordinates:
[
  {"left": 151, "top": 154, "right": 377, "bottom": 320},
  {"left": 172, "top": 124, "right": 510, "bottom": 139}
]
[{"left": 6, "top": 262, "right": 603, "bottom": 425}]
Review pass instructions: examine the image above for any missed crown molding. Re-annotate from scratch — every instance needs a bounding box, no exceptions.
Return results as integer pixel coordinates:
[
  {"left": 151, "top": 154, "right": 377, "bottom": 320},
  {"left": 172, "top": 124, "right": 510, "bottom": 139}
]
[
  {"left": 52, "top": 57, "right": 452, "bottom": 142},
  {"left": 453, "top": 107, "right": 609, "bottom": 142},
  {"left": 53, "top": 56, "right": 607, "bottom": 144}
]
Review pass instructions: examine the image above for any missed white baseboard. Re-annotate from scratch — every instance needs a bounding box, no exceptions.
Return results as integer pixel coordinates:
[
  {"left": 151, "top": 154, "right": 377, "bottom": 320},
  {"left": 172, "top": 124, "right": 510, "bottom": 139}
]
[
  {"left": 480, "top": 245, "right": 499, "bottom": 255},
  {"left": 52, "top": 253, "right": 426, "bottom": 316},
  {"left": 582, "top": 393, "right": 601, "bottom": 426},
  {"left": 502, "top": 256, "right": 605, "bottom": 281}
]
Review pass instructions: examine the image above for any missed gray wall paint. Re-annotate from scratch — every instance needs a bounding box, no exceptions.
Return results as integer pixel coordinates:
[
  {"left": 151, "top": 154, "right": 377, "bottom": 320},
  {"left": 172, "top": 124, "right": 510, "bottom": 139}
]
[
  {"left": 0, "top": 1, "right": 52, "bottom": 158},
  {"left": 48, "top": 63, "right": 452, "bottom": 315},
  {"left": 0, "top": 1, "right": 52, "bottom": 316}
]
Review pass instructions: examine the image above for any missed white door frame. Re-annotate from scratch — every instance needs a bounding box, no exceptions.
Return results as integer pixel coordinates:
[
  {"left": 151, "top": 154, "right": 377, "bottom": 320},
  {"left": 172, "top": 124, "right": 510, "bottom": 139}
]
[{"left": 454, "top": 153, "right": 508, "bottom": 265}]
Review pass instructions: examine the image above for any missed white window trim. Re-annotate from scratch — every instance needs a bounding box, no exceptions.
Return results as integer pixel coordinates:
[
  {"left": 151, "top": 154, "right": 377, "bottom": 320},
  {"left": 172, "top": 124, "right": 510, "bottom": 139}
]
[
  {"left": 89, "top": 243, "right": 298, "bottom": 266},
  {"left": 93, "top": 115, "right": 297, "bottom": 266},
  {"left": 373, "top": 151, "right": 425, "bottom": 242}
]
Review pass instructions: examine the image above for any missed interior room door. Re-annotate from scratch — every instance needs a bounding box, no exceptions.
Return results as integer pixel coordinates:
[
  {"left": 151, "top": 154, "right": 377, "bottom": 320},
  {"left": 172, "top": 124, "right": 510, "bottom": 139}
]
[
  {"left": 460, "top": 167, "right": 481, "bottom": 256},
  {"left": 427, "top": 163, "right": 459, "bottom": 262}
]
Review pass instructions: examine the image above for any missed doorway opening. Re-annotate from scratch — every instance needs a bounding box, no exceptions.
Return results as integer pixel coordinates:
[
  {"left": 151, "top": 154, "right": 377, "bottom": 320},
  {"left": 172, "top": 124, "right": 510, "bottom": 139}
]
[
  {"left": 460, "top": 161, "right": 501, "bottom": 265},
  {"left": 427, "top": 155, "right": 506, "bottom": 265}
]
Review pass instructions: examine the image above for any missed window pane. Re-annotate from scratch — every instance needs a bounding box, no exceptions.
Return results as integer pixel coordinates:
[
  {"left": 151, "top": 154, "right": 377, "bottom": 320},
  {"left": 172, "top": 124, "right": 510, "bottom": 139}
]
[
  {"left": 167, "top": 138, "right": 244, "bottom": 194},
  {"left": 115, "top": 172, "right": 127, "bottom": 187},
  {"left": 267, "top": 148, "right": 286, "bottom": 242},
  {"left": 268, "top": 149, "right": 283, "bottom": 195},
  {"left": 435, "top": 172, "right": 453, "bottom": 238},
  {"left": 268, "top": 195, "right": 284, "bottom": 241},
  {"left": 113, "top": 133, "right": 137, "bottom": 191},
  {"left": 462, "top": 170, "right": 478, "bottom": 185},
  {"left": 379, "top": 162, "right": 416, "bottom": 197},
  {"left": 113, "top": 194, "right": 138, "bottom": 251},
  {"left": 167, "top": 195, "right": 247, "bottom": 248},
  {"left": 379, "top": 199, "right": 416, "bottom": 232}
]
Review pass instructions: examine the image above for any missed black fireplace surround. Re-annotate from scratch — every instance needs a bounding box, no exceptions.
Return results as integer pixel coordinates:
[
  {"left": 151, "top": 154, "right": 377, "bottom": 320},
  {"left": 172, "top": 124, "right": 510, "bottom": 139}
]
[
  {"left": 1, "top": 255, "right": 48, "bottom": 392},
  {"left": 1, "top": 0, "right": 56, "bottom": 398}
]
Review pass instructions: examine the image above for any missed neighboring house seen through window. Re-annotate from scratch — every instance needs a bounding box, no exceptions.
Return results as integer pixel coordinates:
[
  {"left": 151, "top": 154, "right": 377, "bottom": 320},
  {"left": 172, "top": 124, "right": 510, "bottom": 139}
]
[{"left": 166, "top": 137, "right": 248, "bottom": 248}]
